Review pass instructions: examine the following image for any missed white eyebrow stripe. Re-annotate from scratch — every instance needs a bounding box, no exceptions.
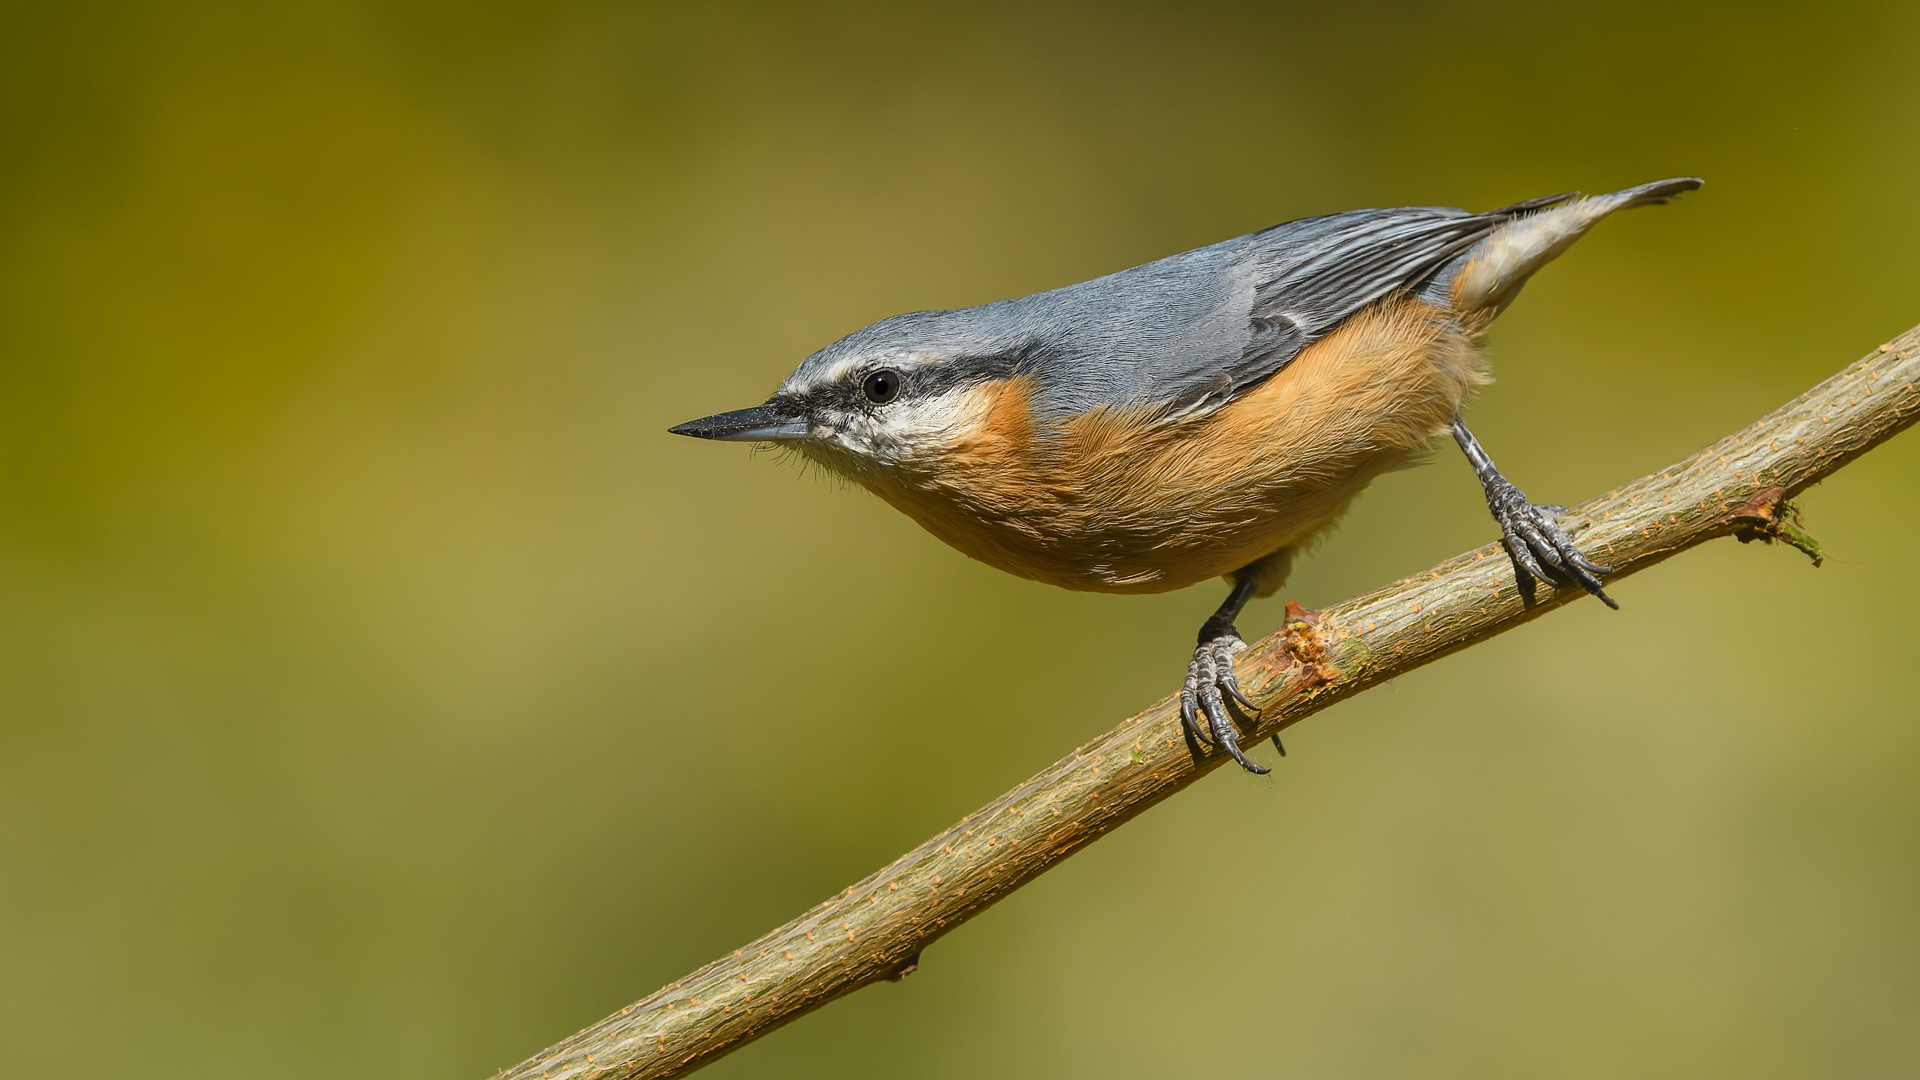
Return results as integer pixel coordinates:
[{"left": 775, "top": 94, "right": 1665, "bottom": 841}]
[{"left": 784, "top": 352, "right": 950, "bottom": 395}]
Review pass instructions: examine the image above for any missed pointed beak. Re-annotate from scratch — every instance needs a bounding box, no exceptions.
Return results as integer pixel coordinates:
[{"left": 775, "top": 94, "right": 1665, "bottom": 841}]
[{"left": 667, "top": 401, "right": 810, "bottom": 442}]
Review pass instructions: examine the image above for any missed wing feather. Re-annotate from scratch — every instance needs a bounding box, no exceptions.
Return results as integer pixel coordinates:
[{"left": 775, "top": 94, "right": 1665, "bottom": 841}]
[{"left": 1147, "top": 207, "right": 1503, "bottom": 415}]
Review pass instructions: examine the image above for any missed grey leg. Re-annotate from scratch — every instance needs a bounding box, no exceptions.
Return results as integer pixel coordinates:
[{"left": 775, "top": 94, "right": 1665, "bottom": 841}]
[{"left": 1452, "top": 415, "right": 1617, "bottom": 609}]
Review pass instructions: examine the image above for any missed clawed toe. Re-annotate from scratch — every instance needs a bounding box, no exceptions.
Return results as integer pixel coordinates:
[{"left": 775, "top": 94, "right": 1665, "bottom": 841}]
[
  {"left": 1180, "top": 630, "right": 1269, "bottom": 774},
  {"left": 1489, "top": 485, "right": 1617, "bottom": 609},
  {"left": 1452, "top": 416, "right": 1619, "bottom": 611}
]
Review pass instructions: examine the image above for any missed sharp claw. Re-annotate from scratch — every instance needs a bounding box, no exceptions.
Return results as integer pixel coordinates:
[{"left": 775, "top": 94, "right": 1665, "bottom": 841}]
[
  {"left": 1536, "top": 516, "right": 1609, "bottom": 574},
  {"left": 1270, "top": 732, "right": 1287, "bottom": 757},
  {"left": 1530, "top": 511, "right": 1620, "bottom": 608},
  {"left": 1568, "top": 563, "right": 1603, "bottom": 593},
  {"left": 1574, "top": 572, "right": 1612, "bottom": 602},
  {"left": 1203, "top": 689, "right": 1268, "bottom": 774},
  {"left": 1552, "top": 544, "right": 1602, "bottom": 588},
  {"left": 1568, "top": 550, "right": 1612, "bottom": 576},
  {"left": 1557, "top": 551, "right": 1616, "bottom": 605},
  {"left": 1179, "top": 690, "right": 1212, "bottom": 747},
  {"left": 1220, "top": 674, "right": 1259, "bottom": 715},
  {"left": 1559, "top": 544, "right": 1613, "bottom": 580}
]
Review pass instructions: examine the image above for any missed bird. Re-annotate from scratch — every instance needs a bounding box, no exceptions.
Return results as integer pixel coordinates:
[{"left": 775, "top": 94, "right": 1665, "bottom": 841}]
[{"left": 671, "top": 177, "right": 1702, "bottom": 774}]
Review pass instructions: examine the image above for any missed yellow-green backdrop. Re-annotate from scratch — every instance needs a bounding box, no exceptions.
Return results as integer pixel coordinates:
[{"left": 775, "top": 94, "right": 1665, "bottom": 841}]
[{"left": 2, "top": 3, "right": 1916, "bottom": 1077}]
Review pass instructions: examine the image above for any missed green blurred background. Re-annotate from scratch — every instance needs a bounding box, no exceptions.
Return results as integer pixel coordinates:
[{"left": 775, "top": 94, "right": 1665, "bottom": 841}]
[{"left": 2, "top": 1, "right": 1917, "bottom": 1076}]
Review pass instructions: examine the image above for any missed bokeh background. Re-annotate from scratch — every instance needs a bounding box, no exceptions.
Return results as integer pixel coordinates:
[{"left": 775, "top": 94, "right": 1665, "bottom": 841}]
[{"left": 3, "top": 2, "right": 1917, "bottom": 1076}]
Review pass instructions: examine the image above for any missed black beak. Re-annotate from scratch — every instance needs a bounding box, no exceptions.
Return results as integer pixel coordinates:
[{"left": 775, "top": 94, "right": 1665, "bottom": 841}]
[{"left": 668, "top": 401, "right": 810, "bottom": 442}]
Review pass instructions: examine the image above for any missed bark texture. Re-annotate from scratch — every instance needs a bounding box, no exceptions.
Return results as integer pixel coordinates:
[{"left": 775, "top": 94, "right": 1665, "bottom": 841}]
[{"left": 492, "top": 325, "right": 1920, "bottom": 1080}]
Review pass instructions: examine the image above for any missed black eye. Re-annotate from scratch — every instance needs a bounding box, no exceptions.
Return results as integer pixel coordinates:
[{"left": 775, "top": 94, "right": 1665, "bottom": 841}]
[{"left": 862, "top": 369, "right": 901, "bottom": 404}]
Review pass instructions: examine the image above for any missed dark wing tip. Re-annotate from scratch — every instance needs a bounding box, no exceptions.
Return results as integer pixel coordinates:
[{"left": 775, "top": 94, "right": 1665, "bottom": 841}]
[
  {"left": 1494, "top": 177, "right": 1704, "bottom": 219},
  {"left": 1489, "top": 190, "right": 1581, "bottom": 217},
  {"left": 1612, "top": 176, "right": 1705, "bottom": 209}
]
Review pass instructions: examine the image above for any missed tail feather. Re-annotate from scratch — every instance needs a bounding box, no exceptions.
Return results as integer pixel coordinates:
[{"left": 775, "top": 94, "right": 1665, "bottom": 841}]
[
  {"left": 1602, "top": 176, "right": 1705, "bottom": 211},
  {"left": 1448, "top": 176, "right": 1702, "bottom": 316}
]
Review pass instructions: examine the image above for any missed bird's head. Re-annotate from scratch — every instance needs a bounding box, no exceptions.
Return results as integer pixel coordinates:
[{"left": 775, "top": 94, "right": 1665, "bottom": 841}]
[{"left": 669, "top": 310, "right": 1026, "bottom": 475}]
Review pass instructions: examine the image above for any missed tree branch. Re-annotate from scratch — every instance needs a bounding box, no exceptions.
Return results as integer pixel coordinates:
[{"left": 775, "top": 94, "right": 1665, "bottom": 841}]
[{"left": 493, "top": 324, "right": 1920, "bottom": 1080}]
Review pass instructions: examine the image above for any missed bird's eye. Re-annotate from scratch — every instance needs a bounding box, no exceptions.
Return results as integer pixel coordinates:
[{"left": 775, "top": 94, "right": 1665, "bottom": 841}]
[{"left": 862, "top": 369, "right": 901, "bottom": 405}]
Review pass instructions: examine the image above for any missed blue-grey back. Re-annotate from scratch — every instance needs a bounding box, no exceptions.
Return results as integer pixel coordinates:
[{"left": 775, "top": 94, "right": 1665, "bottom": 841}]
[{"left": 789, "top": 203, "right": 1508, "bottom": 420}]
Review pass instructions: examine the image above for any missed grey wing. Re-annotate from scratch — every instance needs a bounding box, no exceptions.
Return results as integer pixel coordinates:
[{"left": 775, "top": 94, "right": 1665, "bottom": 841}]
[
  {"left": 1175, "top": 206, "right": 1503, "bottom": 414},
  {"left": 997, "top": 201, "right": 1553, "bottom": 420}
]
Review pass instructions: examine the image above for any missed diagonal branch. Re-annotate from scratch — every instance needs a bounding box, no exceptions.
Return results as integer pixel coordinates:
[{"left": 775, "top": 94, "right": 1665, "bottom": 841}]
[{"left": 493, "top": 324, "right": 1920, "bottom": 1080}]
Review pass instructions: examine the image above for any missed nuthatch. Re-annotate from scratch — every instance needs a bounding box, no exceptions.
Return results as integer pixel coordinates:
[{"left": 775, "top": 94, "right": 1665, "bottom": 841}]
[{"left": 673, "top": 177, "right": 1702, "bottom": 773}]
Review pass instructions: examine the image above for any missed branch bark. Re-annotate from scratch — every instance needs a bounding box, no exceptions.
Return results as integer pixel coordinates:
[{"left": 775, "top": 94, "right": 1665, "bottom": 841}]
[{"left": 493, "top": 324, "right": 1920, "bottom": 1080}]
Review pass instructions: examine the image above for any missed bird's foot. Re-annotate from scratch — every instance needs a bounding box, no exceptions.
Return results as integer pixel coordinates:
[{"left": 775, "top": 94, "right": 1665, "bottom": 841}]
[
  {"left": 1179, "top": 626, "right": 1275, "bottom": 774},
  {"left": 1482, "top": 475, "right": 1618, "bottom": 609}
]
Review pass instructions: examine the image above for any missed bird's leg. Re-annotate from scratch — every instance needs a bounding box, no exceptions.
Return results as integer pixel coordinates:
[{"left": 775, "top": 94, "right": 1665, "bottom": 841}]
[
  {"left": 1451, "top": 415, "right": 1618, "bottom": 609},
  {"left": 1179, "top": 573, "right": 1271, "bottom": 774}
]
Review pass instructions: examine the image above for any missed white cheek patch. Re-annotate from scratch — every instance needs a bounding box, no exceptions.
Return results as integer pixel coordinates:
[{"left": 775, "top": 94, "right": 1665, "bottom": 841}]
[{"left": 829, "top": 384, "right": 991, "bottom": 465}]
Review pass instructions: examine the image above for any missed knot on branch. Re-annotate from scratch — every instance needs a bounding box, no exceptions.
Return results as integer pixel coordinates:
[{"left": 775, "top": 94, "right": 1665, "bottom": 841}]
[
  {"left": 885, "top": 952, "right": 920, "bottom": 982},
  {"left": 1731, "top": 487, "right": 1824, "bottom": 567},
  {"left": 1282, "top": 601, "right": 1337, "bottom": 689}
]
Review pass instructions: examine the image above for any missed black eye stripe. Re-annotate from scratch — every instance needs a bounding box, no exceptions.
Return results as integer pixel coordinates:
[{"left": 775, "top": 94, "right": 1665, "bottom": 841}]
[{"left": 845, "top": 351, "right": 1021, "bottom": 409}]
